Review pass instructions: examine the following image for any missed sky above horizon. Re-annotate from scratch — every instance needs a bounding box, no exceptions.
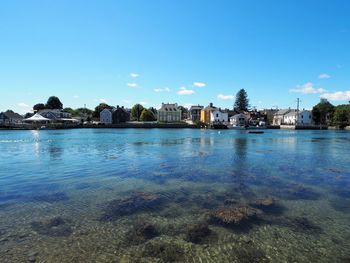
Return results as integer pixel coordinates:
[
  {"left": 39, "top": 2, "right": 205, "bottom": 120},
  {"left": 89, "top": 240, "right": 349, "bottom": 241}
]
[{"left": 1, "top": 0, "right": 350, "bottom": 114}]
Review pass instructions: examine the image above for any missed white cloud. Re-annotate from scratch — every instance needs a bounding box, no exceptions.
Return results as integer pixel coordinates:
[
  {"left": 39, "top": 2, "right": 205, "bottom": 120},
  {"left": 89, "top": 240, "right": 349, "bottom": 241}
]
[
  {"left": 139, "top": 101, "right": 148, "bottom": 105},
  {"left": 217, "top": 94, "right": 234, "bottom": 100},
  {"left": 177, "top": 87, "right": 195, "bottom": 95},
  {"left": 193, "top": 82, "right": 206, "bottom": 88},
  {"left": 130, "top": 73, "right": 139, "bottom": 78},
  {"left": 319, "top": 73, "right": 331, "bottom": 79},
  {"left": 99, "top": 98, "right": 108, "bottom": 103},
  {"left": 154, "top": 87, "right": 171, "bottom": 92},
  {"left": 18, "top": 102, "right": 29, "bottom": 108},
  {"left": 321, "top": 91, "right": 350, "bottom": 101},
  {"left": 73, "top": 95, "right": 79, "bottom": 99},
  {"left": 290, "top": 82, "right": 327, "bottom": 94},
  {"left": 127, "top": 83, "right": 138, "bottom": 88}
]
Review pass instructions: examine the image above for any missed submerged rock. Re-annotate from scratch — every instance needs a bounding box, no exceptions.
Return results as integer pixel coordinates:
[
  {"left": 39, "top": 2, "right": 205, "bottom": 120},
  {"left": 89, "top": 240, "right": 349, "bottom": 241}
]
[
  {"left": 100, "top": 192, "right": 163, "bottom": 221},
  {"left": 232, "top": 241, "right": 269, "bottom": 263},
  {"left": 253, "top": 197, "right": 274, "bottom": 207},
  {"left": 209, "top": 205, "right": 262, "bottom": 225},
  {"left": 282, "top": 217, "right": 323, "bottom": 234},
  {"left": 276, "top": 183, "right": 320, "bottom": 200},
  {"left": 185, "top": 223, "right": 211, "bottom": 244},
  {"left": 30, "top": 217, "right": 72, "bottom": 237},
  {"left": 31, "top": 192, "right": 69, "bottom": 203},
  {"left": 334, "top": 188, "right": 350, "bottom": 198},
  {"left": 128, "top": 220, "right": 158, "bottom": 244},
  {"left": 329, "top": 198, "right": 350, "bottom": 213},
  {"left": 142, "top": 239, "right": 184, "bottom": 262}
]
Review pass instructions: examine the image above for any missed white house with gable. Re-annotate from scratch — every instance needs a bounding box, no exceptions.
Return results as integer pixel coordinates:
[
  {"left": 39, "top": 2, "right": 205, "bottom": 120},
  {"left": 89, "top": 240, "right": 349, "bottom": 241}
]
[
  {"left": 100, "top": 109, "right": 112, "bottom": 124},
  {"left": 211, "top": 110, "right": 228, "bottom": 123}
]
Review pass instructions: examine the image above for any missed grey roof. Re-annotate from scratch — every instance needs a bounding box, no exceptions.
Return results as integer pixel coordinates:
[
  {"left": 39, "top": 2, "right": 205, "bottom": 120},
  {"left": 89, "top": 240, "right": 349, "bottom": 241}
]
[
  {"left": 189, "top": 105, "right": 204, "bottom": 111},
  {"left": 159, "top": 103, "right": 179, "bottom": 111},
  {"left": 275, "top": 109, "right": 291, "bottom": 115},
  {"left": 284, "top": 110, "right": 297, "bottom": 117},
  {"left": 0, "top": 111, "right": 23, "bottom": 119}
]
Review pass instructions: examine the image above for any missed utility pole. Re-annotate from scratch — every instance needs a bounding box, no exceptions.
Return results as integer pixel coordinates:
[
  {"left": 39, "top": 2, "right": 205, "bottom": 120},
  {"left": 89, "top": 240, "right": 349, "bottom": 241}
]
[{"left": 296, "top": 98, "right": 300, "bottom": 125}]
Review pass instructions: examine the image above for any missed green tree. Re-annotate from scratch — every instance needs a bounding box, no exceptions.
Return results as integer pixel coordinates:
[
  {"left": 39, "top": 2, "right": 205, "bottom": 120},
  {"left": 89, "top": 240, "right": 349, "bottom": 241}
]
[
  {"left": 131, "top": 104, "right": 144, "bottom": 121},
  {"left": 93, "top": 103, "right": 113, "bottom": 118},
  {"left": 63, "top": 107, "right": 76, "bottom": 115},
  {"left": 140, "top": 108, "right": 156, "bottom": 121},
  {"left": 234, "top": 89, "right": 249, "bottom": 111},
  {"left": 178, "top": 106, "right": 188, "bottom": 119},
  {"left": 332, "top": 105, "right": 350, "bottom": 128},
  {"left": 312, "top": 99, "right": 334, "bottom": 125},
  {"left": 33, "top": 103, "right": 46, "bottom": 112},
  {"left": 45, "top": 96, "right": 63, "bottom": 109}
]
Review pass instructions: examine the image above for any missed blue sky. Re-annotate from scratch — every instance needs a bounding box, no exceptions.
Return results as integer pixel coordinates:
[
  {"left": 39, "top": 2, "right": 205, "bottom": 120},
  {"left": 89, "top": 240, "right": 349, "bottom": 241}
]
[{"left": 1, "top": 0, "right": 350, "bottom": 113}]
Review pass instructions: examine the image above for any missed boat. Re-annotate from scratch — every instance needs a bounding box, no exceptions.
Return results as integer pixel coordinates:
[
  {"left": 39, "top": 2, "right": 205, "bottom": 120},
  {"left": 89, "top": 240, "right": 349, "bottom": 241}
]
[{"left": 248, "top": 131, "right": 264, "bottom": 134}]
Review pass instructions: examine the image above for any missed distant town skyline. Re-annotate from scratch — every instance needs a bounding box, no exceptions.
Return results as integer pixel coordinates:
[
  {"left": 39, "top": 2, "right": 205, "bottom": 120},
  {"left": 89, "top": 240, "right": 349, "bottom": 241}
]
[{"left": 1, "top": 0, "right": 350, "bottom": 113}]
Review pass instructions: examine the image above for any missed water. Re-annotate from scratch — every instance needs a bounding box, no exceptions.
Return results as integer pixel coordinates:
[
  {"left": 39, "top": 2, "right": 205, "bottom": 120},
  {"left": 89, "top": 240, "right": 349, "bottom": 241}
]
[{"left": 0, "top": 128, "right": 349, "bottom": 262}]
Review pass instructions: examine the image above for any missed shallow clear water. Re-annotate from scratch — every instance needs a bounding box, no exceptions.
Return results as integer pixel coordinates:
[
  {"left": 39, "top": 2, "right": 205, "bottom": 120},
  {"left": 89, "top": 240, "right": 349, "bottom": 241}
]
[{"left": 0, "top": 128, "right": 349, "bottom": 262}]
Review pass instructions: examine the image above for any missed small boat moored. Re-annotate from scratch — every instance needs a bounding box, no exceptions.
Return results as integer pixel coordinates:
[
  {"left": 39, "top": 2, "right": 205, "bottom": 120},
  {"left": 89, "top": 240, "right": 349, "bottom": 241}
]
[{"left": 248, "top": 131, "right": 264, "bottom": 134}]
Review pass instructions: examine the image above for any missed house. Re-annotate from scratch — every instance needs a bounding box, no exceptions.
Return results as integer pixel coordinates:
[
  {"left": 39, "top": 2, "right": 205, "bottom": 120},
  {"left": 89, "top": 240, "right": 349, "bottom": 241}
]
[
  {"left": 100, "top": 108, "right": 113, "bottom": 124},
  {"left": 112, "top": 106, "right": 130, "bottom": 124},
  {"left": 200, "top": 103, "right": 228, "bottom": 124},
  {"left": 157, "top": 103, "right": 182, "bottom": 123},
  {"left": 272, "top": 109, "right": 291, "bottom": 125},
  {"left": 0, "top": 111, "right": 23, "bottom": 125},
  {"left": 283, "top": 110, "right": 298, "bottom": 125},
  {"left": 230, "top": 113, "right": 248, "bottom": 127},
  {"left": 36, "top": 109, "right": 78, "bottom": 124},
  {"left": 189, "top": 105, "right": 204, "bottom": 122},
  {"left": 273, "top": 109, "right": 313, "bottom": 125},
  {"left": 298, "top": 110, "right": 313, "bottom": 125}
]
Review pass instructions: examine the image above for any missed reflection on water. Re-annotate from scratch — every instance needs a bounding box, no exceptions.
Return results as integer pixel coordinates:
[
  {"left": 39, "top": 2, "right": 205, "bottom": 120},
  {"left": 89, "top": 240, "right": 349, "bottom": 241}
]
[{"left": 0, "top": 129, "right": 350, "bottom": 262}]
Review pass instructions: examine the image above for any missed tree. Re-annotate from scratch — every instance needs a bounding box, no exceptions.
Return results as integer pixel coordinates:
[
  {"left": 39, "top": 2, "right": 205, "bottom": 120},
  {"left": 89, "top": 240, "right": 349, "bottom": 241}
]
[
  {"left": 332, "top": 105, "right": 350, "bottom": 128},
  {"left": 234, "top": 89, "right": 249, "bottom": 111},
  {"left": 45, "top": 96, "right": 63, "bottom": 109},
  {"left": 312, "top": 99, "right": 334, "bottom": 125},
  {"left": 33, "top": 103, "right": 46, "bottom": 112},
  {"left": 63, "top": 107, "right": 76, "bottom": 115},
  {"left": 178, "top": 106, "right": 189, "bottom": 119},
  {"left": 93, "top": 103, "right": 113, "bottom": 118},
  {"left": 140, "top": 109, "right": 156, "bottom": 121},
  {"left": 131, "top": 104, "right": 144, "bottom": 121}
]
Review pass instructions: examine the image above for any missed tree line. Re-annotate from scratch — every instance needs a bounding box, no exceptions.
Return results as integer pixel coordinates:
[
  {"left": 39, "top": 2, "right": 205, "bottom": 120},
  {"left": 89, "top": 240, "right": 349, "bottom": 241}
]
[{"left": 312, "top": 99, "right": 350, "bottom": 128}]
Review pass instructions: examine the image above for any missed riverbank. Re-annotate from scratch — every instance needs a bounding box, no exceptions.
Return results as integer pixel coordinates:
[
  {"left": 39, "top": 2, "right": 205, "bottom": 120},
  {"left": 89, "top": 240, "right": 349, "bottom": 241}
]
[{"left": 0, "top": 122, "right": 200, "bottom": 130}]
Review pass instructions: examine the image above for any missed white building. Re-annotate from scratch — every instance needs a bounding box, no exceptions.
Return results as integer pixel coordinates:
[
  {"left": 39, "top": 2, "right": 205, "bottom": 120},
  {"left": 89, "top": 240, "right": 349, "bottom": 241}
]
[
  {"left": 100, "top": 108, "right": 113, "bottom": 124},
  {"left": 211, "top": 110, "right": 228, "bottom": 123},
  {"left": 297, "top": 110, "right": 313, "bottom": 125},
  {"left": 273, "top": 109, "right": 290, "bottom": 125},
  {"left": 275, "top": 109, "right": 313, "bottom": 125},
  {"left": 230, "top": 113, "right": 248, "bottom": 127}
]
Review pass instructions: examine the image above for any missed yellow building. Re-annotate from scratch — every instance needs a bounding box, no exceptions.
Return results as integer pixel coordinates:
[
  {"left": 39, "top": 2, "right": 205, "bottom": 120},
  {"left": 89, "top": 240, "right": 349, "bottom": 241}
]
[{"left": 200, "top": 103, "right": 217, "bottom": 124}]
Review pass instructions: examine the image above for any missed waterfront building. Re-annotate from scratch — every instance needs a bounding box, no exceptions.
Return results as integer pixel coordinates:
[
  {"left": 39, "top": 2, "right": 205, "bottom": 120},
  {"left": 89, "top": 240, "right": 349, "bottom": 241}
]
[
  {"left": 157, "top": 103, "right": 181, "bottom": 123},
  {"left": 200, "top": 103, "right": 228, "bottom": 124},
  {"left": 0, "top": 111, "right": 23, "bottom": 125},
  {"left": 273, "top": 109, "right": 313, "bottom": 125},
  {"left": 272, "top": 109, "right": 291, "bottom": 125},
  {"left": 36, "top": 109, "right": 78, "bottom": 124},
  {"left": 189, "top": 105, "right": 204, "bottom": 122},
  {"left": 100, "top": 109, "right": 113, "bottom": 124},
  {"left": 230, "top": 113, "right": 249, "bottom": 127},
  {"left": 112, "top": 106, "right": 130, "bottom": 124}
]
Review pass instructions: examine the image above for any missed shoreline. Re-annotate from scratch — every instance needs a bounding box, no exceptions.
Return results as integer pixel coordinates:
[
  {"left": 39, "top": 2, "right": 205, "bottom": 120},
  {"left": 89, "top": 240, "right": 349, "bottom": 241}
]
[{"left": 1, "top": 123, "right": 349, "bottom": 131}]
